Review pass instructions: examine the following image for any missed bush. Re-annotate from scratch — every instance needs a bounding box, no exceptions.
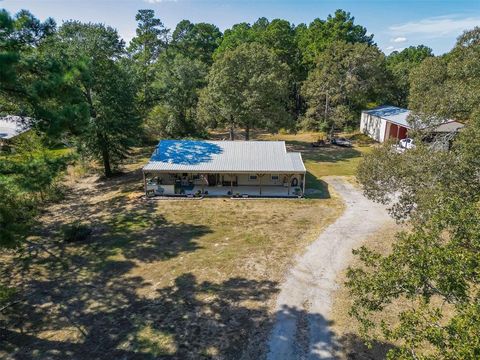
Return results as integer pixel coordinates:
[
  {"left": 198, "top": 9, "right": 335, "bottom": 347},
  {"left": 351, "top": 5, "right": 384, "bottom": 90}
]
[
  {"left": 0, "top": 285, "right": 16, "bottom": 305},
  {"left": 347, "top": 132, "right": 375, "bottom": 145},
  {"left": 343, "top": 125, "right": 356, "bottom": 133},
  {"left": 63, "top": 222, "right": 92, "bottom": 243}
]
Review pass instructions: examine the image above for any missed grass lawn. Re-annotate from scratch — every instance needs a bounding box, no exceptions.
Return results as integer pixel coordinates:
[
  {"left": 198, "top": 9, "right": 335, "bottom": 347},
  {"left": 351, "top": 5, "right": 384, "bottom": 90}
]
[
  {"left": 2, "top": 146, "right": 344, "bottom": 360},
  {"left": 257, "top": 131, "right": 373, "bottom": 181},
  {"left": 330, "top": 224, "right": 400, "bottom": 359}
]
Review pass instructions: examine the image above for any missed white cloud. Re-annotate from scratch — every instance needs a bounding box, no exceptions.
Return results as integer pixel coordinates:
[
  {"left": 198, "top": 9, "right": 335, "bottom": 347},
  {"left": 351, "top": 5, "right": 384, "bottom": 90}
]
[
  {"left": 384, "top": 46, "right": 405, "bottom": 54},
  {"left": 391, "top": 36, "right": 407, "bottom": 43},
  {"left": 390, "top": 15, "right": 480, "bottom": 38}
]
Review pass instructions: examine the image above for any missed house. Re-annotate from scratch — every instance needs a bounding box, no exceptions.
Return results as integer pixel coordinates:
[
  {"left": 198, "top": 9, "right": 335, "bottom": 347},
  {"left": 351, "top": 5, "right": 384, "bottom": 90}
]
[
  {"left": 142, "top": 140, "right": 306, "bottom": 198},
  {"left": 0, "top": 116, "right": 31, "bottom": 148},
  {"left": 360, "top": 105, "right": 464, "bottom": 144}
]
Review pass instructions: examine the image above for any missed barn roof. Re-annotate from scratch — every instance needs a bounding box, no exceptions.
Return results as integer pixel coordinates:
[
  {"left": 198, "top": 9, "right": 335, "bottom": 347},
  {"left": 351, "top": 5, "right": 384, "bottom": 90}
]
[
  {"left": 0, "top": 116, "right": 31, "bottom": 140},
  {"left": 363, "top": 105, "right": 464, "bottom": 131},
  {"left": 143, "top": 140, "right": 306, "bottom": 173},
  {"left": 363, "top": 105, "right": 411, "bottom": 127}
]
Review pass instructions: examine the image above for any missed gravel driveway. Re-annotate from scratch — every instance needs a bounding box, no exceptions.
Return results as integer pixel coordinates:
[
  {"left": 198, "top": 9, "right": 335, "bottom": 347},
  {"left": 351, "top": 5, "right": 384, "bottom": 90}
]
[{"left": 266, "top": 177, "right": 392, "bottom": 360}]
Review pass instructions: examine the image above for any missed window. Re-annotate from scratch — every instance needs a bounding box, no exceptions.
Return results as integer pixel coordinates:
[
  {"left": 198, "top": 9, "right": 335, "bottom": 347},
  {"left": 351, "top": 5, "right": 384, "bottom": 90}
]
[
  {"left": 249, "top": 174, "right": 257, "bottom": 181},
  {"left": 271, "top": 175, "right": 279, "bottom": 181}
]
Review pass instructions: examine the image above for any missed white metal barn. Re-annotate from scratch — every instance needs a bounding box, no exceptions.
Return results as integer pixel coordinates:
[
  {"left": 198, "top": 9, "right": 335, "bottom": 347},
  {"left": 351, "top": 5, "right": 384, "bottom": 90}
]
[
  {"left": 142, "top": 140, "right": 307, "bottom": 198},
  {"left": 360, "top": 105, "right": 464, "bottom": 143}
]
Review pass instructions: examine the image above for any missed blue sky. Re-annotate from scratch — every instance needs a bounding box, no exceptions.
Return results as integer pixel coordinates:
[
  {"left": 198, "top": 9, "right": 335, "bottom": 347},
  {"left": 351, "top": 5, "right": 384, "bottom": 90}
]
[{"left": 2, "top": 0, "right": 479, "bottom": 54}]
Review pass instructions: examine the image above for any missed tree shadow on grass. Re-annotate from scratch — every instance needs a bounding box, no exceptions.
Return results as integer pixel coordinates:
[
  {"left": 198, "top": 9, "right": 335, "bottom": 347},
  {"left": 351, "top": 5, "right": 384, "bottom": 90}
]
[
  {"left": 304, "top": 172, "right": 330, "bottom": 199},
  {"left": 286, "top": 141, "right": 364, "bottom": 164},
  {"left": 91, "top": 196, "right": 211, "bottom": 263},
  {"left": 36, "top": 177, "right": 211, "bottom": 265},
  {"left": 2, "top": 260, "right": 279, "bottom": 360},
  {"left": 336, "top": 332, "right": 395, "bottom": 359},
  {"left": 267, "top": 305, "right": 396, "bottom": 360}
]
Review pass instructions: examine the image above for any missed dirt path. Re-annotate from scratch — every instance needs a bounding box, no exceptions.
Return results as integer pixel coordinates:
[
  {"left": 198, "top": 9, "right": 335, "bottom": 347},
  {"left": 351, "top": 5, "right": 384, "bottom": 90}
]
[{"left": 266, "top": 177, "right": 392, "bottom": 360}]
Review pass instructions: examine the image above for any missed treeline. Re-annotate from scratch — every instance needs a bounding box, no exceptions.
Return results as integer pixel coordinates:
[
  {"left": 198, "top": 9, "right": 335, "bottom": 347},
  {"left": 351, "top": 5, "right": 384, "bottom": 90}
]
[
  {"left": 0, "top": 8, "right": 475, "bottom": 251},
  {"left": 350, "top": 28, "right": 480, "bottom": 359},
  {"left": 1, "top": 8, "right": 435, "bottom": 176}
]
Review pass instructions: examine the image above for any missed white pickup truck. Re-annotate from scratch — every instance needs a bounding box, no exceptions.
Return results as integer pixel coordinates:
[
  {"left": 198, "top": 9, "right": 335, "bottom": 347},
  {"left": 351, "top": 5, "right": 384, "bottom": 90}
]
[
  {"left": 399, "top": 138, "right": 416, "bottom": 149},
  {"left": 394, "top": 138, "right": 416, "bottom": 153}
]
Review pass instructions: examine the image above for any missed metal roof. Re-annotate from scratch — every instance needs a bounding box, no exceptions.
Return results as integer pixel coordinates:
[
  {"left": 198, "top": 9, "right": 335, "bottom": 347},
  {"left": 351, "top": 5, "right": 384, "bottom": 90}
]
[
  {"left": 363, "top": 105, "right": 411, "bottom": 127},
  {"left": 363, "top": 105, "right": 464, "bottom": 131},
  {"left": 143, "top": 140, "right": 306, "bottom": 173},
  {"left": 0, "top": 116, "right": 30, "bottom": 140}
]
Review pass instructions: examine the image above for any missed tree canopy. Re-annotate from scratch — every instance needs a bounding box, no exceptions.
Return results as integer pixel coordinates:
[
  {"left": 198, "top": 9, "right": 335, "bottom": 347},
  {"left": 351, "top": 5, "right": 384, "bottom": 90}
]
[
  {"left": 1, "top": 7, "right": 480, "bottom": 356},
  {"left": 171, "top": 20, "right": 222, "bottom": 65},
  {"left": 301, "top": 41, "right": 387, "bottom": 131},
  {"left": 128, "top": 9, "right": 169, "bottom": 114},
  {"left": 386, "top": 45, "right": 433, "bottom": 107},
  {"left": 349, "top": 28, "right": 480, "bottom": 359},
  {"left": 198, "top": 43, "right": 291, "bottom": 140},
  {"left": 51, "top": 21, "right": 141, "bottom": 177},
  {"left": 409, "top": 28, "right": 480, "bottom": 122}
]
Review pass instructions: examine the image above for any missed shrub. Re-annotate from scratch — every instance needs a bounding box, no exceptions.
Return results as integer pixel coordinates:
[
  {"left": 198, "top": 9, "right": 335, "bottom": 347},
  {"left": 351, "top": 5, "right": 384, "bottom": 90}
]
[{"left": 63, "top": 222, "right": 92, "bottom": 243}]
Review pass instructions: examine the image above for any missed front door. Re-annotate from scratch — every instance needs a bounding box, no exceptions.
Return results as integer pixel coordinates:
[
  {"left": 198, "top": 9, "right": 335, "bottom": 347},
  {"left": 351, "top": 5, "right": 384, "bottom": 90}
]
[{"left": 207, "top": 174, "right": 217, "bottom": 186}]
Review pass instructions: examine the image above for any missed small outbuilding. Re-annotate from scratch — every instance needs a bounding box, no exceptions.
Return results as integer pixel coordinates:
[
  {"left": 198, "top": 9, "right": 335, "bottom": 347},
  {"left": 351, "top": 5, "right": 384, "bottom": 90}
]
[
  {"left": 142, "top": 140, "right": 306, "bottom": 198},
  {"left": 360, "top": 105, "right": 464, "bottom": 143}
]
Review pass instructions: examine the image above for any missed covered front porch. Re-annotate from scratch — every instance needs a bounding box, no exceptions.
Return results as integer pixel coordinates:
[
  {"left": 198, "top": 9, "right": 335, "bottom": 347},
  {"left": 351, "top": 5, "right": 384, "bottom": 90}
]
[{"left": 143, "top": 172, "right": 305, "bottom": 198}]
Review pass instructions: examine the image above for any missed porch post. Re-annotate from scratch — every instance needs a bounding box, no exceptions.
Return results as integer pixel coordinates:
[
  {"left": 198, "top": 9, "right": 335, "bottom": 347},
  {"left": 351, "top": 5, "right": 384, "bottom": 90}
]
[
  {"left": 288, "top": 174, "right": 293, "bottom": 196},
  {"left": 201, "top": 174, "right": 205, "bottom": 193},
  {"left": 258, "top": 174, "right": 264, "bottom": 196},
  {"left": 302, "top": 173, "right": 306, "bottom": 196},
  {"left": 396, "top": 124, "right": 400, "bottom": 140},
  {"left": 230, "top": 174, "right": 233, "bottom": 194},
  {"left": 287, "top": 174, "right": 292, "bottom": 196},
  {"left": 143, "top": 171, "right": 147, "bottom": 195}
]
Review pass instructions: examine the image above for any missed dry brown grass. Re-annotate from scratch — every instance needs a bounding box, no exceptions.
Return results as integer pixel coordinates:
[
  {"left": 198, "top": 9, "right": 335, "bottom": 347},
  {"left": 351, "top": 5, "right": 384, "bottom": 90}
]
[
  {"left": 256, "top": 131, "right": 374, "bottom": 178},
  {"left": 331, "top": 222, "right": 458, "bottom": 360},
  {"left": 2, "top": 146, "right": 344, "bottom": 360},
  {"left": 330, "top": 223, "right": 400, "bottom": 359}
]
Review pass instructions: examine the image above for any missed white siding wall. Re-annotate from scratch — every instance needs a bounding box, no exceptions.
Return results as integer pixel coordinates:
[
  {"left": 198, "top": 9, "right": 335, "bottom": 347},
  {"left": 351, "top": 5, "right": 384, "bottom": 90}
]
[
  {"left": 360, "top": 112, "right": 387, "bottom": 142},
  {"left": 148, "top": 173, "right": 303, "bottom": 188},
  {"left": 236, "top": 174, "right": 301, "bottom": 186}
]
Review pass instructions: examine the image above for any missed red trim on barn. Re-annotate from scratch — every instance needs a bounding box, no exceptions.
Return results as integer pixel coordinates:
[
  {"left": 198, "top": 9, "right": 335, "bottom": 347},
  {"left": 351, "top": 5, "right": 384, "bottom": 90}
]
[{"left": 386, "top": 122, "right": 408, "bottom": 141}]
